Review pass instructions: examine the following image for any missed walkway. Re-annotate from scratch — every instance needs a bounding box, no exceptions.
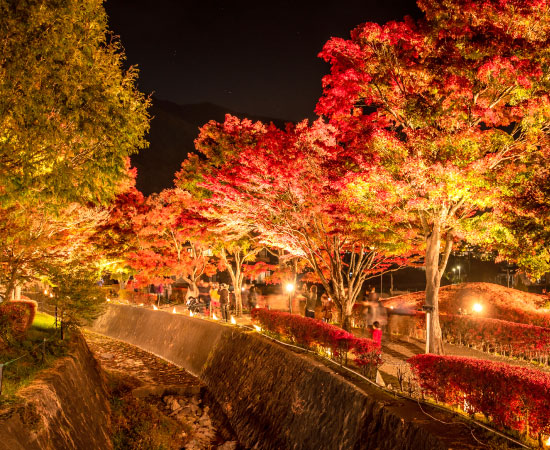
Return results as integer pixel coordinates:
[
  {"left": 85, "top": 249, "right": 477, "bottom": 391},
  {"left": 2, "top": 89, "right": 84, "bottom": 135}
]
[{"left": 159, "top": 302, "right": 550, "bottom": 388}]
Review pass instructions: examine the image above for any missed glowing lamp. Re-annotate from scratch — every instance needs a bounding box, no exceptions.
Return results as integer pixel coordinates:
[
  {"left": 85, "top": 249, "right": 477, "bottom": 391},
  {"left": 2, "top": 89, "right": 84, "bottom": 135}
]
[
  {"left": 285, "top": 283, "right": 295, "bottom": 293},
  {"left": 473, "top": 303, "right": 483, "bottom": 313},
  {"left": 106, "top": 298, "right": 111, "bottom": 302},
  {"left": 212, "top": 313, "right": 219, "bottom": 320},
  {"left": 44, "top": 289, "right": 48, "bottom": 295},
  {"left": 172, "top": 307, "right": 177, "bottom": 314},
  {"left": 189, "top": 310, "right": 194, "bottom": 317},
  {"left": 153, "top": 305, "right": 158, "bottom": 310},
  {"left": 49, "top": 293, "right": 54, "bottom": 298},
  {"left": 545, "top": 436, "right": 550, "bottom": 447},
  {"left": 253, "top": 325, "right": 261, "bottom": 332},
  {"left": 230, "top": 316, "right": 237, "bottom": 324}
]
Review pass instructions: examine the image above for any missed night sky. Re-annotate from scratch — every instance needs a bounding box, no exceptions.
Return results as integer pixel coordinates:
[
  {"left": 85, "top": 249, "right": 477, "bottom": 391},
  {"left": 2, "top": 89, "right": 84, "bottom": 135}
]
[{"left": 105, "top": 0, "right": 421, "bottom": 122}]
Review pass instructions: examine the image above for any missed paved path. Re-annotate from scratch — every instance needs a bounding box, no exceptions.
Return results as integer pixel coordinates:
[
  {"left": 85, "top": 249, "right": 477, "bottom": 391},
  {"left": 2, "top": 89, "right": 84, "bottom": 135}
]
[{"left": 124, "top": 303, "right": 550, "bottom": 388}]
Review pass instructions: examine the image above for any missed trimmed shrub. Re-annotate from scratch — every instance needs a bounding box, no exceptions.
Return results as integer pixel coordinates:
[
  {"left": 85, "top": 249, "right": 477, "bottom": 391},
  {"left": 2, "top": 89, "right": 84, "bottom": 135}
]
[
  {"left": 440, "top": 314, "right": 550, "bottom": 360},
  {"left": 0, "top": 299, "right": 38, "bottom": 334},
  {"left": 252, "top": 308, "right": 382, "bottom": 373},
  {"left": 409, "top": 354, "right": 550, "bottom": 438}
]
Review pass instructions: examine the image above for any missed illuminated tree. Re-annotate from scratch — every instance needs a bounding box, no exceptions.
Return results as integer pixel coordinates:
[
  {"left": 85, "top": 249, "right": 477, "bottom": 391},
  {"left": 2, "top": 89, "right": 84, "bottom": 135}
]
[
  {"left": 0, "top": 202, "right": 108, "bottom": 302},
  {"left": 91, "top": 165, "right": 147, "bottom": 288},
  {"left": 178, "top": 116, "right": 408, "bottom": 328},
  {"left": 317, "top": 0, "right": 550, "bottom": 351},
  {"left": 491, "top": 158, "right": 550, "bottom": 278},
  {"left": 0, "top": 0, "right": 150, "bottom": 207},
  {"left": 127, "top": 188, "right": 218, "bottom": 292}
]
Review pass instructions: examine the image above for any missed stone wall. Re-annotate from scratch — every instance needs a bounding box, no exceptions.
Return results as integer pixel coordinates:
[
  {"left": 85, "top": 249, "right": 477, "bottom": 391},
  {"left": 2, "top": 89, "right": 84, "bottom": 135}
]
[
  {"left": 0, "top": 333, "right": 111, "bottom": 450},
  {"left": 90, "top": 305, "right": 486, "bottom": 450}
]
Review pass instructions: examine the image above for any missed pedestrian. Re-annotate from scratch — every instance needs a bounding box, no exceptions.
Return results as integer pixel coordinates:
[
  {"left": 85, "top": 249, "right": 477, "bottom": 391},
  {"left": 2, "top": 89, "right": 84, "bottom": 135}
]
[
  {"left": 241, "top": 284, "right": 249, "bottom": 310},
  {"left": 368, "top": 287, "right": 379, "bottom": 302},
  {"left": 198, "top": 280, "right": 211, "bottom": 311},
  {"left": 373, "top": 300, "right": 388, "bottom": 332},
  {"left": 248, "top": 283, "right": 258, "bottom": 309},
  {"left": 321, "top": 292, "right": 332, "bottom": 323},
  {"left": 157, "top": 284, "right": 164, "bottom": 306},
  {"left": 209, "top": 282, "right": 220, "bottom": 316},
  {"left": 218, "top": 283, "right": 230, "bottom": 322},
  {"left": 371, "top": 321, "right": 382, "bottom": 347},
  {"left": 305, "top": 285, "right": 317, "bottom": 319}
]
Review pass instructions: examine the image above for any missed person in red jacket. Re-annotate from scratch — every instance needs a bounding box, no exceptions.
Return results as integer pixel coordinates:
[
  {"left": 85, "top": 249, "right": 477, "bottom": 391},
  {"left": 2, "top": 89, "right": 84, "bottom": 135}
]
[{"left": 371, "top": 321, "right": 382, "bottom": 347}]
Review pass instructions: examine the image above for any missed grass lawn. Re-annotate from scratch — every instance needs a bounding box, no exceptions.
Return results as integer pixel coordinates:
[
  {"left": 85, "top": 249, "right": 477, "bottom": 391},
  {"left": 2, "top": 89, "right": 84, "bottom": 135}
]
[{"left": 0, "top": 312, "right": 68, "bottom": 404}]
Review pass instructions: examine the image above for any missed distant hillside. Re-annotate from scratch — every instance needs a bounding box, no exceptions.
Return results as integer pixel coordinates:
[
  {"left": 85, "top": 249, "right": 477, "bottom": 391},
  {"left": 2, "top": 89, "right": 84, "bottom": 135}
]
[{"left": 132, "top": 98, "right": 288, "bottom": 195}]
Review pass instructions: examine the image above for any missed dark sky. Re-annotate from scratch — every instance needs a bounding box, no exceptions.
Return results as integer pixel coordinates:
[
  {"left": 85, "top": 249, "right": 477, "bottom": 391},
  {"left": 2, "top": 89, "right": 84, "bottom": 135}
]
[{"left": 105, "top": 0, "right": 420, "bottom": 122}]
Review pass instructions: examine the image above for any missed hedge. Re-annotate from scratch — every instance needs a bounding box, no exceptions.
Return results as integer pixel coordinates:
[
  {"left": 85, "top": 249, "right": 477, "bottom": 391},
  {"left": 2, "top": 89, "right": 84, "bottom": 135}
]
[
  {"left": 409, "top": 354, "right": 550, "bottom": 438},
  {"left": 252, "top": 308, "right": 382, "bottom": 373}
]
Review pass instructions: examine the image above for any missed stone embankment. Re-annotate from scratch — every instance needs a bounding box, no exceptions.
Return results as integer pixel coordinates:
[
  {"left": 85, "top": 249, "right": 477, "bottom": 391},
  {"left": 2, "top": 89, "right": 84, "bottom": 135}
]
[
  {"left": 0, "top": 332, "right": 111, "bottom": 450},
  {"left": 91, "top": 304, "right": 508, "bottom": 450}
]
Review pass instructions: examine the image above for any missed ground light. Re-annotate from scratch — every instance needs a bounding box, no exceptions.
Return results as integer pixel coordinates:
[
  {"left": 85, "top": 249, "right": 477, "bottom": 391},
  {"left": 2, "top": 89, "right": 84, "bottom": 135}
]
[
  {"left": 545, "top": 435, "right": 550, "bottom": 447},
  {"left": 212, "top": 313, "right": 218, "bottom": 320},
  {"left": 253, "top": 325, "right": 261, "bottom": 332},
  {"left": 153, "top": 305, "right": 158, "bottom": 310},
  {"left": 230, "top": 316, "right": 237, "bottom": 324},
  {"left": 172, "top": 307, "right": 177, "bottom": 314},
  {"left": 473, "top": 303, "right": 483, "bottom": 313}
]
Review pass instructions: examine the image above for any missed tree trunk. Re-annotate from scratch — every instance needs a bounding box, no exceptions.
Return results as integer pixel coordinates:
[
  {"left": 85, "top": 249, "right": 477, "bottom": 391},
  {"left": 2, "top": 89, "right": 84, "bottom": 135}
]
[
  {"left": 341, "top": 300, "right": 354, "bottom": 332},
  {"left": 425, "top": 227, "right": 445, "bottom": 355}
]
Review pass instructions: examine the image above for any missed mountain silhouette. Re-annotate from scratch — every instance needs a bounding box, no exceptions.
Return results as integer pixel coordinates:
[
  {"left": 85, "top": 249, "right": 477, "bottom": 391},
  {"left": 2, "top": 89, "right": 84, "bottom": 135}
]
[{"left": 132, "top": 98, "right": 288, "bottom": 195}]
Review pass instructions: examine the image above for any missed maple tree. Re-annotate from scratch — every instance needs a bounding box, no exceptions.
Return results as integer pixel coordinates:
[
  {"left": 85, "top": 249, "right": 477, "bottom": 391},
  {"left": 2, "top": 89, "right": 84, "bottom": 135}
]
[
  {"left": 317, "top": 0, "right": 550, "bottom": 351},
  {"left": 126, "top": 188, "right": 218, "bottom": 292},
  {"left": 0, "top": 0, "right": 150, "bottom": 207},
  {"left": 90, "top": 165, "right": 148, "bottom": 289},
  {"left": 178, "top": 116, "right": 408, "bottom": 329},
  {"left": 0, "top": 202, "right": 109, "bottom": 302}
]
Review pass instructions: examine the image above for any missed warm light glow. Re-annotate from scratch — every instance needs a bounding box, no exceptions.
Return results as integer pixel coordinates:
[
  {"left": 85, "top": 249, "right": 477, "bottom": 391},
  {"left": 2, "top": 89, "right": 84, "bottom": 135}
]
[
  {"left": 241, "top": 287, "right": 245, "bottom": 292},
  {"left": 189, "top": 310, "right": 194, "bottom": 317},
  {"left": 285, "top": 283, "right": 295, "bottom": 293},
  {"left": 545, "top": 436, "right": 550, "bottom": 447},
  {"left": 139, "top": 303, "right": 144, "bottom": 307},
  {"left": 213, "top": 313, "right": 219, "bottom": 320},
  {"left": 253, "top": 325, "right": 261, "bottom": 332},
  {"left": 473, "top": 303, "right": 483, "bottom": 313},
  {"left": 43, "top": 289, "right": 48, "bottom": 295},
  {"left": 49, "top": 293, "right": 53, "bottom": 298},
  {"left": 153, "top": 305, "right": 158, "bottom": 310},
  {"left": 106, "top": 298, "right": 111, "bottom": 302},
  {"left": 172, "top": 307, "right": 177, "bottom": 314},
  {"left": 230, "top": 316, "right": 237, "bottom": 324}
]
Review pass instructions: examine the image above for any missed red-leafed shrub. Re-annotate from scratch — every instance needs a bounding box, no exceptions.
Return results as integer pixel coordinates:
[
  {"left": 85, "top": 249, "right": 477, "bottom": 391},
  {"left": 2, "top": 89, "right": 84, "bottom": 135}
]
[
  {"left": 440, "top": 314, "right": 550, "bottom": 359},
  {"left": 0, "top": 299, "right": 38, "bottom": 334},
  {"left": 409, "top": 354, "right": 550, "bottom": 438},
  {"left": 252, "top": 308, "right": 382, "bottom": 373}
]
